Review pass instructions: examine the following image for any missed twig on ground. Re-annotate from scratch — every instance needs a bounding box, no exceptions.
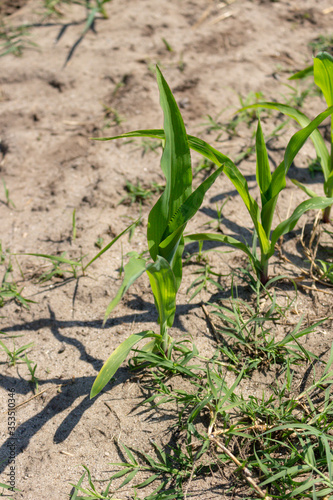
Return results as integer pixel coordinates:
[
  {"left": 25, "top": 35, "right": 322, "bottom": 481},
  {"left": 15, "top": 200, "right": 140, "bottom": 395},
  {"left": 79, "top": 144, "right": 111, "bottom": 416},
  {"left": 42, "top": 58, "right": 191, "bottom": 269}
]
[
  {"left": 192, "top": 1, "right": 214, "bottom": 30},
  {"left": 210, "top": 434, "right": 272, "bottom": 499},
  {"left": 1, "top": 378, "right": 75, "bottom": 413},
  {"left": 208, "top": 11, "right": 234, "bottom": 25}
]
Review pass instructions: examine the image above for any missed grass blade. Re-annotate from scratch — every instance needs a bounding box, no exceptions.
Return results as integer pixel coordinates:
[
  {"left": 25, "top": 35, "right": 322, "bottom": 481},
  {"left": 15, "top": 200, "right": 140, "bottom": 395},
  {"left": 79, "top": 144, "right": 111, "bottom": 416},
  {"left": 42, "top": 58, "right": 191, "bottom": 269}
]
[{"left": 84, "top": 218, "right": 140, "bottom": 271}]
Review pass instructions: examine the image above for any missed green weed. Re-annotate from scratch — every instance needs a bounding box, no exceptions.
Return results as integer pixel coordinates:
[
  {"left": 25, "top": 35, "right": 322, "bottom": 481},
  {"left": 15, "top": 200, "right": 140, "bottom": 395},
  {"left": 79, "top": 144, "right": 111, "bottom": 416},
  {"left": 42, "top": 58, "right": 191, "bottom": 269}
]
[
  {"left": 102, "top": 104, "right": 124, "bottom": 129},
  {"left": 0, "top": 340, "right": 33, "bottom": 367},
  {"left": 0, "top": 22, "right": 38, "bottom": 58},
  {"left": 72, "top": 209, "right": 77, "bottom": 243},
  {"left": 309, "top": 35, "right": 333, "bottom": 55},
  {"left": 1, "top": 179, "right": 16, "bottom": 208},
  {"left": 186, "top": 262, "right": 224, "bottom": 302},
  {"left": 27, "top": 252, "right": 84, "bottom": 283},
  {"left": 119, "top": 180, "right": 164, "bottom": 206},
  {"left": 24, "top": 354, "right": 39, "bottom": 392},
  {"left": 210, "top": 292, "right": 324, "bottom": 373},
  {"left": 0, "top": 254, "right": 33, "bottom": 309}
]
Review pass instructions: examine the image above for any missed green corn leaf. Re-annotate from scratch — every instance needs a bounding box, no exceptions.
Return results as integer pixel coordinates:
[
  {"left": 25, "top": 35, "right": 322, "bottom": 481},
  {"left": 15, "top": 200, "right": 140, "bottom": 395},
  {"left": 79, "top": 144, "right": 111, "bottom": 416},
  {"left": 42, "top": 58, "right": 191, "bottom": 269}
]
[
  {"left": 170, "top": 235, "right": 184, "bottom": 292},
  {"left": 90, "top": 330, "right": 154, "bottom": 398},
  {"left": 184, "top": 232, "right": 261, "bottom": 270},
  {"left": 83, "top": 218, "right": 140, "bottom": 271},
  {"left": 255, "top": 118, "right": 271, "bottom": 206},
  {"left": 158, "top": 166, "right": 224, "bottom": 263},
  {"left": 185, "top": 135, "right": 274, "bottom": 256},
  {"left": 289, "top": 64, "right": 314, "bottom": 80},
  {"left": 103, "top": 255, "right": 146, "bottom": 324},
  {"left": 284, "top": 106, "right": 333, "bottom": 177},
  {"left": 147, "top": 67, "right": 192, "bottom": 261},
  {"left": 291, "top": 178, "right": 318, "bottom": 198},
  {"left": 270, "top": 196, "right": 333, "bottom": 253},
  {"left": 260, "top": 194, "right": 279, "bottom": 240},
  {"left": 162, "top": 166, "right": 224, "bottom": 240},
  {"left": 239, "top": 102, "right": 330, "bottom": 181},
  {"left": 158, "top": 225, "right": 186, "bottom": 270},
  {"left": 146, "top": 255, "right": 177, "bottom": 331},
  {"left": 186, "top": 135, "right": 271, "bottom": 255},
  {"left": 314, "top": 52, "right": 333, "bottom": 107}
]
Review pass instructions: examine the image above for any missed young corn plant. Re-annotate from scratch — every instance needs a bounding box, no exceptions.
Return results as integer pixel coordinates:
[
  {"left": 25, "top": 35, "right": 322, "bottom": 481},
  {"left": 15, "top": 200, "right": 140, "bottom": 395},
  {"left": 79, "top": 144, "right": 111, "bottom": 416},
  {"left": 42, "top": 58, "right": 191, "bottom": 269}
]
[
  {"left": 242, "top": 51, "right": 333, "bottom": 223},
  {"left": 90, "top": 67, "right": 223, "bottom": 399},
  {"left": 110, "top": 108, "right": 333, "bottom": 284}
]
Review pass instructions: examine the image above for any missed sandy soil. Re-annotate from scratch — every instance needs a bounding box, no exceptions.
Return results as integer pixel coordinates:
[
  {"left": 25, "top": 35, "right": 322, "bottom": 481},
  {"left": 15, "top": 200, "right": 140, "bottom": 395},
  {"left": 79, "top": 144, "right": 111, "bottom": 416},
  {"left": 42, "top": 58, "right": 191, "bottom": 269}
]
[{"left": 1, "top": 0, "right": 333, "bottom": 498}]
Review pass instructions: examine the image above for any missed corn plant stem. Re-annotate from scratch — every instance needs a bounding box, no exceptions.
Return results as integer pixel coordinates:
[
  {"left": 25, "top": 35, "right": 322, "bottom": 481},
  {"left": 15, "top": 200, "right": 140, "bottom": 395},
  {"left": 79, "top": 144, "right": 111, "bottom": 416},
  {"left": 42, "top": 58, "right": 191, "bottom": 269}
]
[
  {"left": 162, "top": 327, "right": 169, "bottom": 354},
  {"left": 260, "top": 258, "right": 269, "bottom": 286},
  {"left": 323, "top": 117, "right": 333, "bottom": 223},
  {"left": 209, "top": 435, "right": 272, "bottom": 499},
  {"left": 1, "top": 380, "right": 74, "bottom": 414}
]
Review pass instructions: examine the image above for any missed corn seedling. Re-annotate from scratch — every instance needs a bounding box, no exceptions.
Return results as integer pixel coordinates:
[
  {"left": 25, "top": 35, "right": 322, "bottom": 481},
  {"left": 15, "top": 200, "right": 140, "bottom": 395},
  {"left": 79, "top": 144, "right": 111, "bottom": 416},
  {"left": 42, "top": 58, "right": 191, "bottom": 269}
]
[
  {"left": 89, "top": 67, "right": 224, "bottom": 398},
  {"left": 186, "top": 111, "right": 333, "bottom": 283},
  {"left": 242, "top": 51, "right": 333, "bottom": 223},
  {"left": 94, "top": 236, "right": 104, "bottom": 249},
  {"left": 26, "top": 252, "right": 84, "bottom": 283},
  {"left": 107, "top": 79, "right": 333, "bottom": 284}
]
